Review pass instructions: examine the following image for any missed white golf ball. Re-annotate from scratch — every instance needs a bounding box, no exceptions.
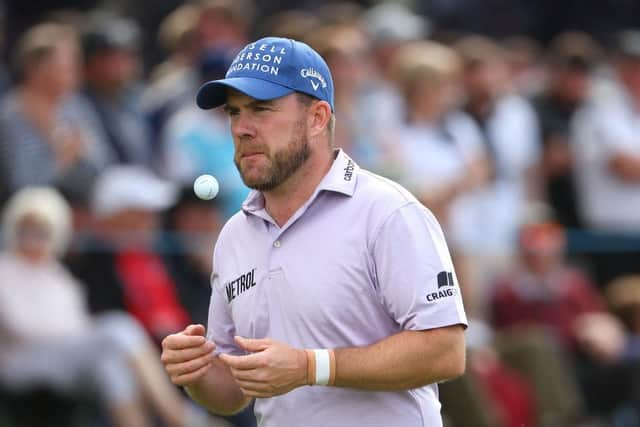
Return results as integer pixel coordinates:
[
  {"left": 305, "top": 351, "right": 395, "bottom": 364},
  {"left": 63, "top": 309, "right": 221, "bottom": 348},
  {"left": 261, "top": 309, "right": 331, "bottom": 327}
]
[{"left": 193, "top": 174, "right": 219, "bottom": 200}]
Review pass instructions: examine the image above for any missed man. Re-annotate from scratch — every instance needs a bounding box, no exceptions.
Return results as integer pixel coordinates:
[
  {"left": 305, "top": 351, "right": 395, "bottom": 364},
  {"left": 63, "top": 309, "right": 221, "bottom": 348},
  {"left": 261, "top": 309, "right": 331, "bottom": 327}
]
[
  {"left": 571, "top": 29, "right": 640, "bottom": 285},
  {"left": 161, "top": 37, "right": 467, "bottom": 427},
  {"left": 532, "top": 32, "right": 600, "bottom": 229},
  {"left": 81, "top": 13, "right": 152, "bottom": 166}
]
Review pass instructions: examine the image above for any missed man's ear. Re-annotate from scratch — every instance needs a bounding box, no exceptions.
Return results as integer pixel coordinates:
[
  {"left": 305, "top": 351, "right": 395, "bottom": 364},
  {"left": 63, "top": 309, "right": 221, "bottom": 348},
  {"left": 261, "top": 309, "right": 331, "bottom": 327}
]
[{"left": 307, "top": 100, "right": 332, "bottom": 138}]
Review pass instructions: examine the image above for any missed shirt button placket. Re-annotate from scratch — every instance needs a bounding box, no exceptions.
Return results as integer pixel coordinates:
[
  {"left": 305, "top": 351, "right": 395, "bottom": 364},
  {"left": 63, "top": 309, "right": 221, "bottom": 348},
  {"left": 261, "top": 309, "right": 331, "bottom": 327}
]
[{"left": 273, "top": 240, "right": 281, "bottom": 248}]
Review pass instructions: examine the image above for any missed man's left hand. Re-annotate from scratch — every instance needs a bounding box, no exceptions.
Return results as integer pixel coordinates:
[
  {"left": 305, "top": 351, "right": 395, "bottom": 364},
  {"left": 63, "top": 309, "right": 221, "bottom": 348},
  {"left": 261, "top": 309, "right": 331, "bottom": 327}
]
[{"left": 219, "top": 336, "right": 309, "bottom": 398}]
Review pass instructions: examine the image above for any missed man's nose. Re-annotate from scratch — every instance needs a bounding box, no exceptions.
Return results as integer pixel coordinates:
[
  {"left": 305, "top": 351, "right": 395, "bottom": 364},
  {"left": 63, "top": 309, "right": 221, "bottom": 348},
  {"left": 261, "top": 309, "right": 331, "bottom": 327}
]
[{"left": 231, "top": 111, "right": 256, "bottom": 139}]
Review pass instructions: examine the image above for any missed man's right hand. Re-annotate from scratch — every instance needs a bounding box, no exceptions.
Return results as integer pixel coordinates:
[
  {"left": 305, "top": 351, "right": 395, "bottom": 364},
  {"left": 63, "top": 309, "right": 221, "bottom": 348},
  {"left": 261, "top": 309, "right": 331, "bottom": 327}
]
[{"left": 161, "top": 324, "right": 216, "bottom": 386}]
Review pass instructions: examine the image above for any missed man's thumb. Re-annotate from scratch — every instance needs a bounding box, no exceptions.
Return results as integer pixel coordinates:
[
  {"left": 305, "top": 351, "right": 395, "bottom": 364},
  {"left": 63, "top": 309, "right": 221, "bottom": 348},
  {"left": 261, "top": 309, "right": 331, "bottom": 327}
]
[
  {"left": 234, "top": 336, "right": 270, "bottom": 352},
  {"left": 184, "top": 324, "right": 206, "bottom": 337}
]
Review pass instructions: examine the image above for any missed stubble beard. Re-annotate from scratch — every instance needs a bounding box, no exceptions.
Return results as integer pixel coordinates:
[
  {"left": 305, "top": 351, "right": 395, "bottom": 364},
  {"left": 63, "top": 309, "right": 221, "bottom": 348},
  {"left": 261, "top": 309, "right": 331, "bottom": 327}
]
[{"left": 235, "top": 119, "right": 311, "bottom": 192}]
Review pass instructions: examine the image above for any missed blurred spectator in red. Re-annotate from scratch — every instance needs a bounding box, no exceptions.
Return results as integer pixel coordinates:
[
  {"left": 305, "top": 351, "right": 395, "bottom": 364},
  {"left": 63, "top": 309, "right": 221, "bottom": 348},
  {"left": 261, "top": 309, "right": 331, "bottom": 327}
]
[
  {"left": 533, "top": 32, "right": 601, "bottom": 229},
  {"left": 308, "top": 24, "right": 397, "bottom": 172},
  {"left": 454, "top": 35, "right": 542, "bottom": 266},
  {"left": 162, "top": 186, "right": 225, "bottom": 326},
  {"left": 571, "top": 29, "right": 640, "bottom": 285},
  {"left": 80, "top": 12, "right": 153, "bottom": 166},
  {"left": 67, "top": 166, "right": 191, "bottom": 342},
  {"left": 491, "top": 206, "right": 640, "bottom": 419},
  {"left": 0, "top": 22, "right": 110, "bottom": 203},
  {"left": 0, "top": 187, "right": 211, "bottom": 427}
]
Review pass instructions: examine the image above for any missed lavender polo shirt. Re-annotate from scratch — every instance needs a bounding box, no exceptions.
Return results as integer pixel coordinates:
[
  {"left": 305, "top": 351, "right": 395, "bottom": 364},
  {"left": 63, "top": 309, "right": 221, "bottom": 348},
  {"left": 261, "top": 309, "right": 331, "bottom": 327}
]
[{"left": 207, "top": 150, "right": 467, "bottom": 427}]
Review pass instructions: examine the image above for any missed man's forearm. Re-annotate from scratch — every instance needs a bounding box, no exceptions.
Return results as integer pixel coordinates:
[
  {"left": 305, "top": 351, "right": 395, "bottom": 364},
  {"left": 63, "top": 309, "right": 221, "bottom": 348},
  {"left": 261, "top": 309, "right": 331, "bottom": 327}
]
[
  {"left": 186, "top": 357, "right": 252, "bottom": 415},
  {"left": 332, "top": 325, "right": 465, "bottom": 390}
]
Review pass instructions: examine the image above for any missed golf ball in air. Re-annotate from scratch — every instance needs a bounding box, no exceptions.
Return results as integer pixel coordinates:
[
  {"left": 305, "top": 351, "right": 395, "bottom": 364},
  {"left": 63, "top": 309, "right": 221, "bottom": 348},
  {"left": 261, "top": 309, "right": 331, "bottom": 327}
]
[{"left": 193, "top": 174, "right": 219, "bottom": 200}]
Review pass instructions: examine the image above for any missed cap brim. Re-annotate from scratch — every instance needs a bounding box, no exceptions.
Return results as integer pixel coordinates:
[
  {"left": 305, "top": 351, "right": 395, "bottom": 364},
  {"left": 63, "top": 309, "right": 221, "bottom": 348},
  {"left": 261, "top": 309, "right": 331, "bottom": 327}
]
[{"left": 196, "top": 77, "right": 295, "bottom": 109}]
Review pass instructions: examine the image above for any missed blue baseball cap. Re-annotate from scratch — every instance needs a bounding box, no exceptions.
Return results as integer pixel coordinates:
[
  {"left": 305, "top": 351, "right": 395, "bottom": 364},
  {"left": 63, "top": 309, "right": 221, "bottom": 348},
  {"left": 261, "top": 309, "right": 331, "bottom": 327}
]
[{"left": 196, "top": 37, "right": 334, "bottom": 111}]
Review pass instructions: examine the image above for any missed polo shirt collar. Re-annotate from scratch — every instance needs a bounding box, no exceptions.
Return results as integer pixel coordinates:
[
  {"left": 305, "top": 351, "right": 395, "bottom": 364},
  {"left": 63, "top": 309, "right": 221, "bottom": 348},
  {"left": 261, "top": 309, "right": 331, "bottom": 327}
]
[{"left": 241, "top": 149, "right": 359, "bottom": 215}]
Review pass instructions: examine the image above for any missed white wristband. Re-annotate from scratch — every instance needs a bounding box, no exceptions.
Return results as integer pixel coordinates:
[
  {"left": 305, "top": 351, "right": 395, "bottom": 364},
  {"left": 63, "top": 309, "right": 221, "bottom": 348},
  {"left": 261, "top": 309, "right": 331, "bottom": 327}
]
[{"left": 313, "top": 349, "right": 331, "bottom": 386}]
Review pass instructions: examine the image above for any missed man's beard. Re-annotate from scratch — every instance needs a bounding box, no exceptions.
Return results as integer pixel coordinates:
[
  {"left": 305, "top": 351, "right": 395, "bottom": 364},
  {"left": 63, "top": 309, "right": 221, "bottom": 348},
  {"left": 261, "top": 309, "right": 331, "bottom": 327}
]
[{"left": 235, "top": 120, "right": 311, "bottom": 192}]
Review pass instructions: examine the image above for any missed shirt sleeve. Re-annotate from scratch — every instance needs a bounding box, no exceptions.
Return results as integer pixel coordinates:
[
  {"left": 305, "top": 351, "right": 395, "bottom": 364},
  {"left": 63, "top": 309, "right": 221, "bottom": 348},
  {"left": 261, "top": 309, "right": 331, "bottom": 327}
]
[
  {"left": 372, "top": 202, "right": 468, "bottom": 331},
  {"left": 207, "top": 266, "right": 243, "bottom": 355}
]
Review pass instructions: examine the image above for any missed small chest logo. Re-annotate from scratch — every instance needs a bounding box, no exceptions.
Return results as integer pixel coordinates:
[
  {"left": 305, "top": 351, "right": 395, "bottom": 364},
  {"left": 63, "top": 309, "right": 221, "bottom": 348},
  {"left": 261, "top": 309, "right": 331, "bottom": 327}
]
[{"left": 225, "top": 268, "right": 257, "bottom": 303}]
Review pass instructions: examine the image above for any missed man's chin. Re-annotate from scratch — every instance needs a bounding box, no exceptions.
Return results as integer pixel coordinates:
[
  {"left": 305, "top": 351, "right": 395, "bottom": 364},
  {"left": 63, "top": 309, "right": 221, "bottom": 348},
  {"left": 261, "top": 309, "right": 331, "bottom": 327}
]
[{"left": 241, "top": 172, "right": 273, "bottom": 191}]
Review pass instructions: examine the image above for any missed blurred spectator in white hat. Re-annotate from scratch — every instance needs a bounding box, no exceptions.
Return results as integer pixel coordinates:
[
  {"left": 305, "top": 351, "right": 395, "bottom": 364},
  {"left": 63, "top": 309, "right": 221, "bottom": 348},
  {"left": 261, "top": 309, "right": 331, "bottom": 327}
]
[{"left": 67, "top": 166, "right": 191, "bottom": 342}]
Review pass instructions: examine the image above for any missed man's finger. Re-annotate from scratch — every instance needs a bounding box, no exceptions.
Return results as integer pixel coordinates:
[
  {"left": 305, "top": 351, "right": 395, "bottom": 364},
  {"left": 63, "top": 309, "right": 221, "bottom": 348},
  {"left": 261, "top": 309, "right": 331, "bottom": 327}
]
[
  {"left": 161, "top": 341, "right": 215, "bottom": 364},
  {"left": 171, "top": 363, "right": 212, "bottom": 386},
  {"left": 234, "top": 336, "right": 271, "bottom": 352},
  {"left": 166, "top": 352, "right": 215, "bottom": 377},
  {"left": 219, "top": 352, "right": 264, "bottom": 370},
  {"left": 184, "top": 324, "right": 206, "bottom": 337},
  {"left": 162, "top": 334, "right": 208, "bottom": 351},
  {"left": 229, "top": 367, "right": 263, "bottom": 382}
]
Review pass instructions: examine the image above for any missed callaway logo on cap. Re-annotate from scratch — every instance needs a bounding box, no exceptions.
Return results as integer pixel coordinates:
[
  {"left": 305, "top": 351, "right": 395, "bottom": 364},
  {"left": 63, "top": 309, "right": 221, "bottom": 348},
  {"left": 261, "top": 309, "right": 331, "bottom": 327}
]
[{"left": 196, "top": 37, "right": 335, "bottom": 111}]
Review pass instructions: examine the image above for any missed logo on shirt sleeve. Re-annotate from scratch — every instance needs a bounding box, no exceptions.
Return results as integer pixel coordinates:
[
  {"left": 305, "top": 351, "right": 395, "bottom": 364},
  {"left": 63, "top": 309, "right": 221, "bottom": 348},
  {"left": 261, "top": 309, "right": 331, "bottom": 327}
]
[{"left": 426, "top": 271, "right": 458, "bottom": 302}]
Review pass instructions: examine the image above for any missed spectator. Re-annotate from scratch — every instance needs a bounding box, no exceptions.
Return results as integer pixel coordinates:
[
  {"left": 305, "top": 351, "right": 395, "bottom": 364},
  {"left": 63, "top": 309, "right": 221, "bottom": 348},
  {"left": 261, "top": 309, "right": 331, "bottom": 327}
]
[
  {"left": 195, "top": 0, "right": 253, "bottom": 52},
  {"left": 501, "top": 35, "right": 545, "bottom": 97},
  {"left": 389, "top": 40, "right": 491, "bottom": 316},
  {"left": 257, "top": 9, "right": 321, "bottom": 41},
  {"left": 571, "top": 29, "right": 640, "bottom": 285},
  {"left": 361, "top": 1, "right": 429, "bottom": 81},
  {"left": 533, "top": 31, "right": 601, "bottom": 229},
  {"left": 454, "top": 35, "right": 542, "bottom": 261},
  {"left": 143, "top": 3, "right": 203, "bottom": 140},
  {"left": 491, "top": 208, "right": 640, "bottom": 420},
  {"left": 162, "top": 186, "right": 225, "bottom": 326},
  {"left": 81, "top": 12, "right": 153, "bottom": 166},
  {"left": 389, "top": 40, "right": 489, "bottom": 228},
  {"left": 0, "top": 187, "right": 210, "bottom": 427},
  {"left": 150, "top": 3, "right": 201, "bottom": 84},
  {"left": 66, "top": 166, "right": 191, "bottom": 342},
  {"left": 0, "top": 22, "right": 110, "bottom": 203},
  {"left": 159, "top": 48, "right": 248, "bottom": 218},
  {"left": 308, "top": 24, "right": 397, "bottom": 172},
  {"left": 606, "top": 275, "right": 640, "bottom": 360}
]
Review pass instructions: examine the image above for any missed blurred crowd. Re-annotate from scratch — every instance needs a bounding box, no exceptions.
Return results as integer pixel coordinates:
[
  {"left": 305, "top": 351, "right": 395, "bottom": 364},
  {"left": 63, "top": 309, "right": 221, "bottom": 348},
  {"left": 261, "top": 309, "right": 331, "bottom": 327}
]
[{"left": 2, "top": 1, "right": 640, "bottom": 427}]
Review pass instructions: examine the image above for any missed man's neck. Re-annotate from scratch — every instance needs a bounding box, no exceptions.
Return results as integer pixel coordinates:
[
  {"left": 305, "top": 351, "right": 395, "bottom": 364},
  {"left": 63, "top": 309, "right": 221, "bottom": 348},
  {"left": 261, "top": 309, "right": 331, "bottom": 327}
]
[{"left": 263, "top": 147, "right": 334, "bottom": 227}]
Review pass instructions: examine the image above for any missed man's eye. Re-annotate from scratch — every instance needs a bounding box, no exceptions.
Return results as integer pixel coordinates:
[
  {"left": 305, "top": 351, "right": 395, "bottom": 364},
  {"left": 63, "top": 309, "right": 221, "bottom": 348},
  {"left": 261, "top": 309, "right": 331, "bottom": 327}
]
[{"left": 254, "top": 106, "right": 270, "bottom": 112}]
